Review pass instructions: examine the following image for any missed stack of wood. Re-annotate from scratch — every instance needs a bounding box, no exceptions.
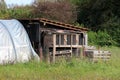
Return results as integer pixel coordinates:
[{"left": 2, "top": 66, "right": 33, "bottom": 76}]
[{"left": 85, "top": 46, "right": 111, "bottom": 62}]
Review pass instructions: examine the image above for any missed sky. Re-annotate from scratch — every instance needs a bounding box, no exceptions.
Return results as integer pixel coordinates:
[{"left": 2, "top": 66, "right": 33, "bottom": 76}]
[{"left": 5, "top": 0, "right": 34, "bottom": 6}]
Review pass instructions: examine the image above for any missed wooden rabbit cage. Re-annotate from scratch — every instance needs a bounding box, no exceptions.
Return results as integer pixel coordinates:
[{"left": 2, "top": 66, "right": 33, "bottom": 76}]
[{"left": 18, "top": 18, "right": 88, "bottom": 62}]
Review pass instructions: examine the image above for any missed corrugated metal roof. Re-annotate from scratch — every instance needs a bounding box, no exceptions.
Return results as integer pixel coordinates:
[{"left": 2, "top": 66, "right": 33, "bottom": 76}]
[{"left": 18, "top": 18, "right": 88, "bottom": 32}]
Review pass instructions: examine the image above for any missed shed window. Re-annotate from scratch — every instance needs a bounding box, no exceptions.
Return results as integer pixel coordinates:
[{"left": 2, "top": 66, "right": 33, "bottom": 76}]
[
  {"left": 56, "top": 34, "right": 59, "bottom": 45},
  {"left": 61, "top": 35, "right": 64, "bottom": 45},
  {"left": 79, "top": 34, "right": 84, "bottom": 45},
  {"left": 72, "top": 35, "right": 76, "bottom": 45},
  {"left": 67, "top": 35, "right": 71, "bottom": 45}
]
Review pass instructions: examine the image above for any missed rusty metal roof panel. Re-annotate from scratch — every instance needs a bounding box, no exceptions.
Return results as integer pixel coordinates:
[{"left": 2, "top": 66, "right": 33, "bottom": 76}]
[
  {"left": 39, "top": 18, "right": 88, "bottom": 32},
  {"left": 18, "top": 18, "right": 88, "bottom": 32}
]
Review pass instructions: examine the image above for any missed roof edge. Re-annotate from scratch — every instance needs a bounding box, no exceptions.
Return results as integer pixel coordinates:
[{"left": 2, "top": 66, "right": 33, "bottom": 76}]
[{"left": 18, "top": 18, "right": 88, "bottom": 32}]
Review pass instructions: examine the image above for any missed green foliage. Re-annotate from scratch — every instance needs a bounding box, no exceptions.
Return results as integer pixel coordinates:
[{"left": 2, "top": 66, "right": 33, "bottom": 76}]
[
  {"left": 0, "top": 5, "right": 33, "bottom": 19},
  {"left": 88, "top": 31, "right": 97, "bottom": 45},
  {"left": 0, "top": 9, "right": 9, "bottom": 19},
  {"left": 100, "top": 16, "right": 120, "bottom": 46},
  {"left": 0, "top": 0, "right": 7, "bottom": 9},
  {"left": 96, "top": 31, "right": 113, "bottom": 46},
  {"left": 88, "top": 31, "right": 114, "bottom": 46},
  {"left": 75, "top": 0, "right": 120, "bottom": 46},
  {"left": 8, "top": 6, "right": 33, "bottom": 18}
]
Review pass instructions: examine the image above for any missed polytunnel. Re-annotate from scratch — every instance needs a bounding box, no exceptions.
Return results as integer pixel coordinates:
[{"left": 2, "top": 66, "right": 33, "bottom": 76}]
[{"left": 0, "top": 19, "right": 39, "bottom": 64}]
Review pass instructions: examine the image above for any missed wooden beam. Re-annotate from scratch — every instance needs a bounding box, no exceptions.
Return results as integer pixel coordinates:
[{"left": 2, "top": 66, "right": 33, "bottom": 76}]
[
  {"left": 71, "top": 34, "right": 73, "bottom": 57},
  {"left": 76, "top": 34, "right": 79, "bottom": 57},
  {"left": 64, "top": 35, "right": 67, "bottom": 45},
  {"left": 84, "top": 33, "right": 88, "bottom": 47},
  {"left": 55, "top": 45, "right": 82, "bottom": 48},
  {"left": 53, "top": 34, "right": 56, "bottom": 62},
  {"left": 80, "top": 47, "right": 84, "bottom": 58}
]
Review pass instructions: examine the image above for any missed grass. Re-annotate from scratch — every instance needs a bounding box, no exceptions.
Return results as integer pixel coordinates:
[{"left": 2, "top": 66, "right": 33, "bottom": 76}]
[{"left": 0, "top": 46, "right": 120, "bottom": 80}]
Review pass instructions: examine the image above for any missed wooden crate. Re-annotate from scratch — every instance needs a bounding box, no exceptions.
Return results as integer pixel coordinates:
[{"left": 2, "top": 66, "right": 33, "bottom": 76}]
[{"left": 85, "top": 50, "right": 111, "bottom": 62}]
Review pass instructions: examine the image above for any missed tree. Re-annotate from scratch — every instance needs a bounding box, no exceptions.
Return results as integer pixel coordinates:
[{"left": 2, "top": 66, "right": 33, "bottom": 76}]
[
  {"left": 0, "top": 0, "right": 7, "bottom": 9},
  {"left": 75, "top": 0, "right": 120, "bottom": 46},
  {"left": 8, "top": 5, "right": 33, "bottom": 18},
  {"left": 32, "top": 0, "right": 77, "bottom": 23},
  {"left": 0, "top": 0, "right": 9, "bottom": 18}
]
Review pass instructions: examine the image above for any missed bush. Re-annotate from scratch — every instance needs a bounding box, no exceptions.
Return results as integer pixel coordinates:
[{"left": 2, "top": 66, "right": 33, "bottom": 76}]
[
  {"left": 88, "top": 31, "right": 114, "bottom": 46},
  {"left": 100, "top": 16, "right": 120, "bottom": 46},
  {"left": 96, "top": 31, "right": 113, "bottom": 46},
  {"left": 32, "top": 0, "right": 77, "bottom": 23},
  {"left": 88, "top": 31, "right": 97, "bottom": 45}
]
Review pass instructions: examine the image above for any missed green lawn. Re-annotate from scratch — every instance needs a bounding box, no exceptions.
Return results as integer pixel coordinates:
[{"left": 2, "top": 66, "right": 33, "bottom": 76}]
[{"left": 0, "top": 46, "right": 120, "bottom": 80}]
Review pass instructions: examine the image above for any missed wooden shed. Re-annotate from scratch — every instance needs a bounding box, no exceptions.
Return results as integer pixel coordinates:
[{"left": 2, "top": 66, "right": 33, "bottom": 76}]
[{"left": 18, "top": 18, "right": 88, "bottom": 62}]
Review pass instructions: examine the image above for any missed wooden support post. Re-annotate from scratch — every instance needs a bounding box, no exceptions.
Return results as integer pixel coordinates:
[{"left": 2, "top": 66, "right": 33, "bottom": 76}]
[
  {"left": 64, "top": 35, "right": 67, "bottom": 45},
  {"left": 82, "top": 34, "right": 84, "bottom": 46},
  {"left": 84, "top": 33, "right": 88, "bottom": 47},
  {"left": 39, "top": 47, "right": 43, "bottom": 61},
  {"left": 80, "top": 47, "right": 84, "bottom": 59},
  {"left": 83, "top": 46, "right": 85, "bottom": 57},
  {"left": 76, "top": 34, "right": 79, "bottom": 57},
  {"left": 45, "top": 45, "right": 50, "bottom": 63},
  {"left": 71, "top": 35, "right": 72, "bottom": 56},
  {"left": 53, "top": 34, "right": 56, "bottom": 62}
]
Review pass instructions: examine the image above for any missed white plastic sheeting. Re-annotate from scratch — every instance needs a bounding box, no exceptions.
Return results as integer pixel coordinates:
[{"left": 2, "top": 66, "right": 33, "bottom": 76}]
[{"left": 0, "top": 19, "right": 39, "bottom": 64}]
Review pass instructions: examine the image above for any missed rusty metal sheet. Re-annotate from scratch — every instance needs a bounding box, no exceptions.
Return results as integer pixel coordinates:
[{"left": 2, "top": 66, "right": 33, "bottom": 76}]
[{"left": 18, "top": 18, "right": 88, "bottom": 32}]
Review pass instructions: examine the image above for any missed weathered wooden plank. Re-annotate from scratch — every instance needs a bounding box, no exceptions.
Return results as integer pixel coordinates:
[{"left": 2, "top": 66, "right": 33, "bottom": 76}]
[
  {"left": 55, "top": 45, "right": 82, "bottom": 48},
  {"left": 76, "top": 34, "right": 80, "bottom": 57},
  {"left": 55, "top": 50, "right": 72, "bottom": 55},
  {"left": 64, "top": 35, "right": 67, "bottom": 45},
  {"left": 53, "top": 34, "right": 56, "bottom": 62},
  {"left": 71, "top": 34, "right": 73, "bottom": 57},
  {"left": 85, "top": 49, "right": 111, "bottom": 62}
]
